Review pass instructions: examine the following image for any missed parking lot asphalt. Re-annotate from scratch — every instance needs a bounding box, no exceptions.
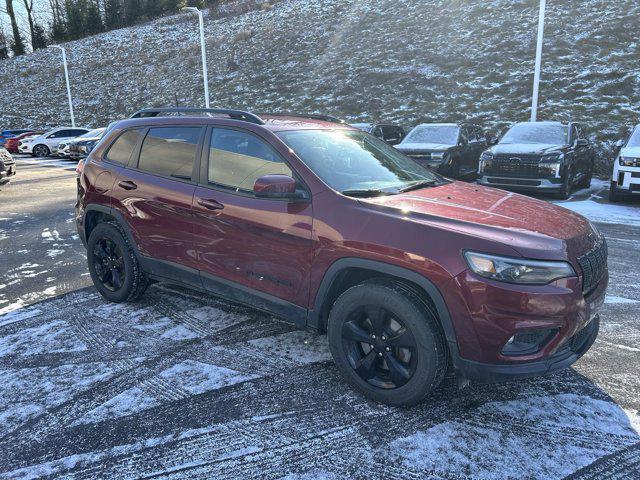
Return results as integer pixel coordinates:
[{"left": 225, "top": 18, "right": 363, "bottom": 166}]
[{"left": 1, "top": 156, "right": 639, "bottom": 479}]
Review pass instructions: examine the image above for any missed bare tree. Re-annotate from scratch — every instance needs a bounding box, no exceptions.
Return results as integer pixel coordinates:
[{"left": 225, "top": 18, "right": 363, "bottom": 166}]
[{"left": 4, "top": 0, "right": 25, "bottom": 56}]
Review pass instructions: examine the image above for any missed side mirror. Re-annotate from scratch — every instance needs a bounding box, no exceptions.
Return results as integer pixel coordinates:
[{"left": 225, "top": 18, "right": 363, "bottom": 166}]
[
  {"left": 253, "top": 174, "right": 304, "bottom": 200},
  {"left": 576, "top": 139, "right": 589, "bottom": 147},
  {"left": 615, "top": 139, "right": 625, "bottom": 148}
]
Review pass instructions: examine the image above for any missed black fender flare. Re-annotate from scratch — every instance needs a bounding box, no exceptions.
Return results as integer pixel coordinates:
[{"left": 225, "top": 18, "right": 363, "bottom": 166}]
[
  {"left": 309, "top": 257, "right": 460, "bottom": 357},
  {"left": 82, "top": 204, "right": 140, "bottom": 255}
]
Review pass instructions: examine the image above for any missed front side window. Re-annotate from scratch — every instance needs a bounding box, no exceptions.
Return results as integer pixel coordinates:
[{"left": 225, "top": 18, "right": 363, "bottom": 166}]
[
  {"left": 137, "top": 127, "right": 202, "bottom": 180},
  {"left": 277, "top": 129, "right": 443, "bottom": 194},
  {"left": 105, "top": 129, "right": 143, "bottom": 165},
  {"left": 208, "top": 128, "right": 292, "bottom": 193},
  {"left": 402, "top": 125, "right": 460, "bottom": 146},
  {"left": 500, "top": 123, "right": 569, "bottom": 145}
]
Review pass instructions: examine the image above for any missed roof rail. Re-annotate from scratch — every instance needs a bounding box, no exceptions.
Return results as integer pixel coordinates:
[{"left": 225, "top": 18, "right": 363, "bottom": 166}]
[
  {"left": 130, "top": 108, "right": 265, "bottom": 125},
  {"left": 262, "top": 113, "right": 346, "bottom": 124}
]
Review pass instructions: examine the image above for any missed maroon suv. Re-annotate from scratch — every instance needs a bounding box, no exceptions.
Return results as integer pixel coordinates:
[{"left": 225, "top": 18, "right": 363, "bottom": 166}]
[{"left": 76, "top": 108, "right": 608, "bottom": 406}]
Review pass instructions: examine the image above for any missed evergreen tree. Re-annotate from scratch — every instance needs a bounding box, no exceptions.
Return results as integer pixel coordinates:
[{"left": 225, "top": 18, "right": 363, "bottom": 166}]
[
  {"left": 65, "top": 0, "right": 86, "bottom": 39},
  {"left": 124, "top": 0, "right": 143, "bottom": 25},
  {"left": 104, "top": 0, "right": 122, "bottom": 30},
  {"left": 31, "top": 22, "right": 48, "bottom": 49},
  {"left": 50, "top": 20, "right": 67, "bottom": 42},
  {"left": 84, "top": 1, "right": 104, "bottom": 34},
  {"left": 0, "top": 29, "right": 9, "bottom": 59}
]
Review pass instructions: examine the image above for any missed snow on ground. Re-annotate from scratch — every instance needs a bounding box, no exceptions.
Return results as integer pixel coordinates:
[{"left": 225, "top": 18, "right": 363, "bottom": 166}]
[
  {"left": 390, "top": 394, "right": 640, "bottom": 479},
  {"left": 0, "top": 278, "right": 638, "bottom": 478},
  {"left": 555, "top": 179, "right": 640, "bottom": 226}
]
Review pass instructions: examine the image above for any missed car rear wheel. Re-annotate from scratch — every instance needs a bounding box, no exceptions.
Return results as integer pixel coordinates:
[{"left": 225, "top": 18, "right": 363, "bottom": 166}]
[
  {"left": 87, "top": 222, "right": 148, "bottom": 303},
  {"left": 327, "top": 279, "right": 447, "bottom": 406},
  {"left": 32, "top": 144, "right": 50, "bottom": 157}
]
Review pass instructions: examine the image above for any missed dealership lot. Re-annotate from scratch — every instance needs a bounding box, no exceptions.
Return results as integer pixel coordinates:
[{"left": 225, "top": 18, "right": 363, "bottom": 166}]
[{"left": 1, "top": 156, "right": 639, "bottom": 479}]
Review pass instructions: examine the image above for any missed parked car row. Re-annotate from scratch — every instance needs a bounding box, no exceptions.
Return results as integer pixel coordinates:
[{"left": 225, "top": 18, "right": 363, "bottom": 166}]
[
  {"left": 3, "top": 116, "right": 638, "bottom": 202},
  {"left": 353, "top": 120, "right": 597, "bottom": 199}
]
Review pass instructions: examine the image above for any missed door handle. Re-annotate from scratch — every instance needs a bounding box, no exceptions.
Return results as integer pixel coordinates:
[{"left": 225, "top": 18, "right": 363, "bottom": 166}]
[
  {"left": 197, "top": 198, "right": 224, "bottom": 211},
  {"left": 118, "top": 180, "right": 137, "bottom": 190}
]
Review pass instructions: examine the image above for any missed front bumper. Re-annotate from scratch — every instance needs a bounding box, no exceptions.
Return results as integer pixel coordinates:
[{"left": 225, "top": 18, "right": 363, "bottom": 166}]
[
  {"left": 478, "top": 175, "right": 563, "bottom": 191},
  {"left": 456, "top": 314, "right": 599, "bottom": 382},
  {"left": 445, "top": 266, "right": 607, "bottom": 383}
]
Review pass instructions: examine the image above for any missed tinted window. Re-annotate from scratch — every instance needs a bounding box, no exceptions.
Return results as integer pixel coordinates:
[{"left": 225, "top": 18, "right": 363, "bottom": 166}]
[
  {"left": 69, "top": 129, "right": 88, "bottom": 137},
  {"left": 106, "top": 129, "right": 143, "bottom": 165},
  {"left": 138, "top": 127, "right": 202, "bottom": 180},
  {"left": 208, "top": 128, "right": 292, "bottom": 193},
  {"left": 48, "top": 130, "right": 67, "bottom": 138}
]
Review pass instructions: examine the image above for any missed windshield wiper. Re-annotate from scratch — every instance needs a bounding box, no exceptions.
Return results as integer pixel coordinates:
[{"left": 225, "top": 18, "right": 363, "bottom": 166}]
[
  {"left": 398, "top": 180, "right": 438, "bottom": 193},
  {"left": 341, "top": 189, "right": 396, "bottom": 198}
]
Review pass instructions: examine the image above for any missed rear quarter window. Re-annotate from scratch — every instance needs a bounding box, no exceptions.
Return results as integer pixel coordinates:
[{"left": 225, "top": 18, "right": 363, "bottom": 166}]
[{"left": 105, "top": 129, "right": 143, "bottom": 165}]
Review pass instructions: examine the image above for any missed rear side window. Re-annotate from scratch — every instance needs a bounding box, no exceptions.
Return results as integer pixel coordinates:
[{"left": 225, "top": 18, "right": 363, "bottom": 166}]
[
  {"left": 138, "top": 127, "right": 202, "bottom": 180},
  {"left": 208, "top": 128, "right": 293, "bottom": 193},
  {"left": 105, "top": 129, "right": 143, "bottom": 165}
]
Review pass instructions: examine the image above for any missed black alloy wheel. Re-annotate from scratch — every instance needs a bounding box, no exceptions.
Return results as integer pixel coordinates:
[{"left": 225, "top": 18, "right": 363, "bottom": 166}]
[
  {"left": 327, "top": 280, "right": 447, "bottom": 406},
  {"left": 92, "top": 237, "right": 126, "bottom": 292},
  {"left": 342, "top": 305, "right": 417, "bottom": 389}
]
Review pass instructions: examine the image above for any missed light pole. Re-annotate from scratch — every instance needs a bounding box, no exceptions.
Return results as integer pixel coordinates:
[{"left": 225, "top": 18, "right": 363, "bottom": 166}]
[
  {"left": 50, "top": 45, "right": 75, "bottom": 127},
  {"left": 183, "top": 7, "right": 210, "bottom": 109},
  {"left": 530, "top": 0, "right": 546, "bottom": 122}
]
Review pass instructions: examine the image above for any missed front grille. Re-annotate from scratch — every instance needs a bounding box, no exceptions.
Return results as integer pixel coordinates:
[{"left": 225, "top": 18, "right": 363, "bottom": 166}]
[
  {"left": 485, "top": 154, "right": 552, "bottom": 179},
  {"left": 487, "top": 178, "right": 541, "bottom": 186},
  {"left": 577, "top": 238, "right": 608, "bottom": 295}
]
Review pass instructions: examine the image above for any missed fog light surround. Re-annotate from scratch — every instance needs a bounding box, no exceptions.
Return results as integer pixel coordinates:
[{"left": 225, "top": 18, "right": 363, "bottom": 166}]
[{"left": 501, "top": 329, "right": 558, "bottom": 356}]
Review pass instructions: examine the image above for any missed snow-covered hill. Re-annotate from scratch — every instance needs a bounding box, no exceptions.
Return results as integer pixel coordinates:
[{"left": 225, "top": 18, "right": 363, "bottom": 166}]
[{"left": 1, "top": 0, "right": 638, "bottom": 173}]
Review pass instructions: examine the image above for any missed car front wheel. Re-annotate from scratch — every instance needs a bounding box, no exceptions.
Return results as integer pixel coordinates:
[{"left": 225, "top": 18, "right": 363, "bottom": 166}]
[{"left": 327, "top": 279, "right": 447, "bottom": 406}]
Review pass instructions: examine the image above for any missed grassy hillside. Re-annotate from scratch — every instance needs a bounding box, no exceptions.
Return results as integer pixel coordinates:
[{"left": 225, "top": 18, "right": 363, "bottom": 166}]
[{"left": 1, "top": 0, "right": 638, "bottom": 173}]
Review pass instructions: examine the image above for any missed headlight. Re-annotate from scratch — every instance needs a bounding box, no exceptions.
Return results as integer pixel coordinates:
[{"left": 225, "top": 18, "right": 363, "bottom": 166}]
[
  {"left": 479, "top": 151, "right": 493, "bottom": 173},
  {"left": 541, "top": 153, "right": 564, "bottom": 162},
  {"left": 619, "top": 156, "right": 640, "bottom": 167},
  {"left": 464, "top": 251, "right": 576, "bottom": 285}
]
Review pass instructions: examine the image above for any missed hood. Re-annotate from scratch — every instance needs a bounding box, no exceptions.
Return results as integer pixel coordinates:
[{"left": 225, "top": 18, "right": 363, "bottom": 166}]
[
  {"left": 620, "top": 146, "right": 640, "bottom": 158},
  {"left": 396, "top": 142, "right": 453, "bottom": 152},
  {"left": 359, "top": 181, "right": 595, "bottom": 261},
  {"left": 489, "top": 143, "right": 566, "bottom": 155}
]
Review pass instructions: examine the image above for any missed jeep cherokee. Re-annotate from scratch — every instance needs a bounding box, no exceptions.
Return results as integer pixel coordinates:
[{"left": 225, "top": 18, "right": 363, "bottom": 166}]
[{"left": 76, "top": 108, "right": 608, "bottom": 406}]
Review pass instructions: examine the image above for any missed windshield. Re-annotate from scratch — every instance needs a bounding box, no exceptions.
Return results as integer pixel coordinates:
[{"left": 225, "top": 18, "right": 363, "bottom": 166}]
[
  {"left": 80, "top": 128, "right": 105, "bottom": 139},
  {"left": 277, "top": 129, "right": 444, "bottom": 194},
  {"left": 626, "top": 127, "right": 640, "bottom": 148},
  {"left": 403, "top": 125, "right": 459, "bottom": 145},
  {"left": 500, "top": 123, "right": 568, "bottom": 145}
]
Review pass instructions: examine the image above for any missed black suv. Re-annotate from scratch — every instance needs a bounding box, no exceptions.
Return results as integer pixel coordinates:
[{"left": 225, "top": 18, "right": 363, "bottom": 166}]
[
  {"left": 478, "top": 121, "right": 594, "bottom": 199},
  {"left": 395, "top": 122, "right": 491, "bottom": 179},
  {"left": 351, "top": 123, "right": 406, "bottom": 146}
]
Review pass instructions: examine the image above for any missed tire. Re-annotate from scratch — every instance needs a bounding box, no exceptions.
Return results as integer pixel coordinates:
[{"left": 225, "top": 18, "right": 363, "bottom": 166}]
[
  {"left": 327, "top": 279, "right": 447, "bottom": 406},
  {"left": 557, "top": 171, "right": 572, "bottom": 200},
  {"left": 32, "top": 144, "right": 50, "bottom": 157},
  {"left": 609, "top": 181, "right": 623, "bottom": 203},
  {"left": 87, "top": 222, "right": 148, "bottom": 303},
  {"left": 578, "top": 162, "right": 594, "bottom": 189}
]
